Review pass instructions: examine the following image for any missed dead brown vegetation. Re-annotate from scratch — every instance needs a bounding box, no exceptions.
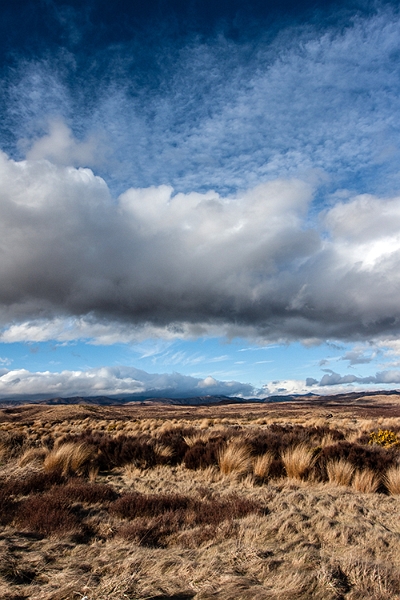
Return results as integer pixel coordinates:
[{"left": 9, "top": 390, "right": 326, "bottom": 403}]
[{"left": 0, "top": 402, "right": 399, "bottom": 599}]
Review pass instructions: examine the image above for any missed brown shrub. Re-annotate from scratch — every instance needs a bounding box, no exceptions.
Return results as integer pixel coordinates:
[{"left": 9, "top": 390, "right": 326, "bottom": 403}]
[
  {"left": 51, "top": 480, "right": 119, "bottom": 504},
  {"left": 183, "top": 438, "right": 225, "bottom": 470},
  {"left": 15, "top": 494, "right": 81, "bottom": 536},
  {"left": 114, "top": 492, "right": 264, "bottom": 548}
]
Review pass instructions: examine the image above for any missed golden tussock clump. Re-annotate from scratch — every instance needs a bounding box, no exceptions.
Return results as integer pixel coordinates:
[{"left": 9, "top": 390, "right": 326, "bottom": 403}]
[
  {"left": 281, "top": 444, "right": 315, "bottom": 480},
  {"left": 18, "top": 447, "right": 48, "bottom": 468},
  {"left": 253, "top": 452, "right": 274, "bottom": 480},
  {"left": 326, "top": 459, "right": 355, "bottom": 487},
  {"left": 44, "top": 442, "right": 98, "bottom": 477},
  {"left": 352, "top": 469, "right": 380, "bottom": 493},
  {"left": 218, "top": 442, "right": 252, "bottom": 476},
  {"left": 384, "top": 465, "right": 400, "bottom": 495}
]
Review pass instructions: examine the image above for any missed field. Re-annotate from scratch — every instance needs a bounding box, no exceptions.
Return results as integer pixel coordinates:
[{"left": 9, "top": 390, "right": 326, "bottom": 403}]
[{"left": 0, "top": 398, "right": 400, "bottom": 600}]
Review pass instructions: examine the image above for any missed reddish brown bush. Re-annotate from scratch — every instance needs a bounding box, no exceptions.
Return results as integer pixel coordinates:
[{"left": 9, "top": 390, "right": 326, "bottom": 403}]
[
  {"left": 0, "top": 487, "right": 17, "bottom": 524},
  {"left": 183, "top": 438, "right": 225, "bottom": 470},
  {"left": 15, "top": 494, "right": 81, "bottom": 536},
  {"left": 51, "top": 480, "right": 119, "bottom": 504}
]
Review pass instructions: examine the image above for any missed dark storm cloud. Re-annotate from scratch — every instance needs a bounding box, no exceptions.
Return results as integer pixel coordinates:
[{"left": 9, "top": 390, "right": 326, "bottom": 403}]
[{"left": 1, "top": 152, "right": 400, "bottom": 344}]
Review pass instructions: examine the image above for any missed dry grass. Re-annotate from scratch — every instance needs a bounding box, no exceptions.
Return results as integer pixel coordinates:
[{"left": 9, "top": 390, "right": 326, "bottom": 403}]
[
  {"left": 384, "top": 465, "right": 400, "bottom": 495},
  {"left": 281, "top": 443, "right": 315, "bottom": 480},
  {"left": 18, "top": 446, "right": 48, "bottom": 467},
  {"left": 253, "top": 452, "right": 274, "bottom": 480},
  {"left": 44, "top": 441, "right": 97, "bottom": 477},
  {"left": 326, "top": 459, "right": 355, "bottom": 487},
  {"left": 218, "top": 442, "right": 252, "bottom": 477},
  {"left": 352, "top": 469, "right": 381, "bottom": 493},
  {"left": 0, "top": 403, "right": 400, "bottom": 599}
]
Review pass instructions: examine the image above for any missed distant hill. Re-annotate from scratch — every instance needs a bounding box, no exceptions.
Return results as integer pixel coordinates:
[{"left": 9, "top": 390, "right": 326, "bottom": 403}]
[{"left": 0, "top": 389, "right": 399, "bottom": 407}]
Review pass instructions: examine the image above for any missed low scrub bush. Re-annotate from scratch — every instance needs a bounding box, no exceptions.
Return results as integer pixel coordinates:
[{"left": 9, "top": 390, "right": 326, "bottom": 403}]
[
  {"left": 15, "top": 493, "right": 81, "bottom": 536},
  {"left": 369, "top": 429, "right": 399, "bottom": 447},
  {"left": 5, "top": 471, "right": 64, "bottom": 496},
  {"left": 183, "top": 438, "right": 225, "bottom": 470},
  {"left": 51, "top": 480, "right": 119, "bottom": 504},
  {"left": 113, "top": 492, "right": 264, "bottom": 547},
  {"left": 316, "top": 442, "right": 398, "bottom": 480},
  {"left": 0, "top": 487, "right": 17, "bottom": 524}
]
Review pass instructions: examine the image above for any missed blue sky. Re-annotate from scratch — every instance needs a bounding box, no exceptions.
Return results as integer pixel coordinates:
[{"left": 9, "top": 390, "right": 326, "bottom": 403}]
[{"left": 1, "top": 0, "right": 400, "bottom": 399}]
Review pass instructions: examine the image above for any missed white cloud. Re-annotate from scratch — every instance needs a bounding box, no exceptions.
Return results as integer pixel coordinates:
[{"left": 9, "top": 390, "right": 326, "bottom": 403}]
[
  {"left": 1, "top": 150, "right": 400, "bottom": 345},
  {"left": 0, "top": 366, "right": 256, "bottom": 399},
  {"left": 24, "top": 119, "right": 102, "bottom": 168}
]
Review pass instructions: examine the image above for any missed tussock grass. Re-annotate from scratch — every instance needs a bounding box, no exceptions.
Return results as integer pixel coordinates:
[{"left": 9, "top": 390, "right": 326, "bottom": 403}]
[
  {"left": 44, "top": 441, "right": 97, "bottom": 477},
  {"left": 281, "top": 443, "right": 315, "bottom": 480},
  {"left": 326, "top": 459, "right": 354, "bottom": 486},
  {"left": 384, "top": 465, "right": 400, "bottom": 495},
  {"left": 1, "top": 404, "right": 400, "bottom": 599},
  {"left": 253, "top": 452, "right": 274, "bottom": 480},
  {"left": 218, "top": 442, "right": 252, "bottom": 477},
  {"left": 18, "top": 446, "right": 48, "bottom": 467},
  {"left": 352, "top": 468, "right": 380, "bottom": 493}
]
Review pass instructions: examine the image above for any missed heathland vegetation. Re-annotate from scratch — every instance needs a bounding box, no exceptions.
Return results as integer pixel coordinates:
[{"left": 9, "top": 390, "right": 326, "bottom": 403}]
[{"left": 0, "top": 400, "right": 399, "bottom": 599}]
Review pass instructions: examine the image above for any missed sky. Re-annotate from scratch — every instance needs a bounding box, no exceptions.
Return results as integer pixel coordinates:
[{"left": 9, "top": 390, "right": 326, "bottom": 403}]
[{"left": 1, "top": 0, "right": 400, "bottom": 399}]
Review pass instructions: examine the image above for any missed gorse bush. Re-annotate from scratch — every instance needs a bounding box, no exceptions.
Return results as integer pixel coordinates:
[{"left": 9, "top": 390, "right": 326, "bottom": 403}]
[{"left": 369, "top": 429, "right": 399, "bottom": 447}]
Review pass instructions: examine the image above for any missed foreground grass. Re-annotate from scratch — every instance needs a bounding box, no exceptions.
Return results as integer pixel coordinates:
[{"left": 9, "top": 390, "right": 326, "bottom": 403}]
[{"left": 0, "top": 402, "right": 399, "bottom": 599}]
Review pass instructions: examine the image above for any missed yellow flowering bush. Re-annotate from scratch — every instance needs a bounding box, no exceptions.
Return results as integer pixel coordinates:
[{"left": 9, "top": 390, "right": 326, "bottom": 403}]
[{"left": 369, "top": 429, "right": 399, "bottom": 447}]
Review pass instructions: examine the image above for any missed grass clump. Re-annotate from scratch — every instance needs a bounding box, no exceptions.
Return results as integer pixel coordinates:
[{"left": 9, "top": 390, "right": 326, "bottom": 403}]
[
  {"left": 218, "top": 442, "right": 252, "bottom": 477},
  {"left": 384, "top": 465, "right": 400, "bottom": 495},
  {"left": 44, "top": 442, "right": 98, "bottom": 477},
  {"left": 326, "top": 459, "right": 354, "bottom": 487},
  {"left": 352, "top": 469, "right": 380, "bottom": 493},
  {"left": 281, "top": 443, "right": 315, "bottom": 480}
]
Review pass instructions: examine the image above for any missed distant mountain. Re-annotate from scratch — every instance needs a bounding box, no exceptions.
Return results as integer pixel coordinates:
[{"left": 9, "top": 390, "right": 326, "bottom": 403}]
[{"left": 0, "top": 389, "right": 399, "bottom": 407}]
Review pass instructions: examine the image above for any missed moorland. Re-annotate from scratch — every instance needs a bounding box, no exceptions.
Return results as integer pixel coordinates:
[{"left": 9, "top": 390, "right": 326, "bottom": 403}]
[{"left": 0, "top": 395, "right": 400, "bottom": 600}]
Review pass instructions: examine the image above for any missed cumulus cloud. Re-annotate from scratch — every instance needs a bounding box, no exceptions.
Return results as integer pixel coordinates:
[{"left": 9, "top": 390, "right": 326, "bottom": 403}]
[
  {"left": 24, "top": 119, "right": 102, "bottom": 168},
  {"left": 0, "top": 366, "right": 256, "bottom": 399},
  {"left": 1, "top": 151, "right": 400, "bottom": 344}
]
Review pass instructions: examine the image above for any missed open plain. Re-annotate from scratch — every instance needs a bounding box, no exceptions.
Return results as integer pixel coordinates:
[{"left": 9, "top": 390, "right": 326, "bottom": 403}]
[{"left": 0, "top": 396, "right": 400, "bottom": 600}]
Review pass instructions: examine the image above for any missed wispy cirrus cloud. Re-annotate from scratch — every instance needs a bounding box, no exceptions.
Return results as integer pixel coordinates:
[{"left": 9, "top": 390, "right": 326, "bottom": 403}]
[{"left": 2, "top": 7, "right": 400, "bottom": 196}]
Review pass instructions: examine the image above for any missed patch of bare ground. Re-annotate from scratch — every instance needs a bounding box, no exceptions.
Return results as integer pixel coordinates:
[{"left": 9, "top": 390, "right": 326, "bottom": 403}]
[{"left": 0, "top": 402, "right": 399, "bottom": 598}]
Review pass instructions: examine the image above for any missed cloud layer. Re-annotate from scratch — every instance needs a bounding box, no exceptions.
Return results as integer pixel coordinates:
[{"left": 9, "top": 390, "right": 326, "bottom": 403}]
[
  {"left": 0, "top": 366, "right": 255, "bottom": 400},
  {"left": 1, "top": 151, "right": 400, "bottom": 344}
]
